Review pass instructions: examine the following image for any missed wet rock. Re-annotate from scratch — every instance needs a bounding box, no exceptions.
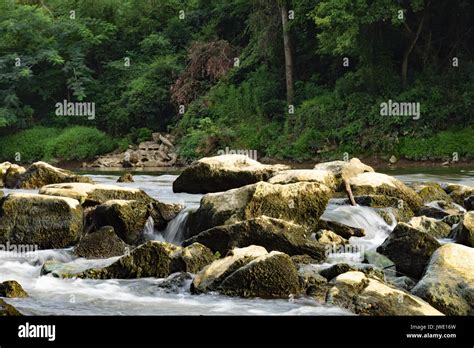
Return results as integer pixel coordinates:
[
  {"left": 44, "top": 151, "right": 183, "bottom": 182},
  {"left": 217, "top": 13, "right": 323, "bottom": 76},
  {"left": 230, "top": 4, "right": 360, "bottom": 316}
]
[
  {"left": 0, "top": 299, "right": 22, "bottom": 316},
  {"left": 407, "top": 216, "right": 451, "bottom": 239},
  {"left": 345, "top": 195, "right": 414, "bottom": 223},
  {"left": 78, "top": 241, "right": 214, "bottom": 279},
  {"left": 377, "top": 223, "right": 441, "bottom": 279},
  {"left": 173, "top": 154, "right": 289, "bottom": 194},
  {"left": 153, "top": 201, "right": 184, "bottom": 223},
  {"left": 297, "top": 265, "right": 329, "bottom": 299},
  {"left": 444, "top": 183, "right": 474, "bottom": 205},
  {"left": 314, "top": 158, "right": 374, "bottom": 191},
  {"left": 363, "top": 250, "right": 395, "bottom": 269},
  {"left": 316, "top": 219, "right": 365, "bottom": 239},
  {"left": 0, "top": 162, "right": 26, "bottom": 188},
  {"left": 441, "top": 214, "right": 463, "bottom": 227},
  {"left": 348, "top": 172, "right": 423, "bottom": 211},
  {"left": 192, "top": 245, "right": 268, "bottom": 293},
  {"left": 157, "top": 272, "right": 193, "bottom": 293},
  {"left": 74, "top": 226, "right": 129, "bottom": 259},
  {"left": 386, "top": 276, "right": 417, "bottom": 291},
  {"left": 184, "top": 216, "right": 326, "bottom": 261},
  {"left": 0, "top": 193, "right": 83, "bottom": 249},
  {"left": 16, "top": 162, "right": 93, "bottom": 189},
  {"left": 326, "top": 271, "right": 443, "bottom": 315},
  {"left": 217, "top": 251, "right": 302, "bottom": 298},
  {"left": 448, "top": 211, "right": 474, "bottom": 247},
  {"left": 92, "top": 200, "right": 150, "bottom": 245},
  {"left": 416, "top": 206, "right": 450, "bottom": 219},
  {"left": 185, "top": 181, "right": 332, "bottom": 239},
  {"left": 464, "top": 196, "right": 474, "bottom": 211},
  {"left": 117, "top": 173, "right": 134, "bottom": 183},
  {"left": 319, "top": 263, "right": 384, "bottom": 281},
  {"left": 411, "top": 243, "right": 474, "bottom": 316},
  {"left": 0, "top": 280, "right": 28, "bottom": 298},
  {"left": 411, "top": 182, "right": 452, "bottom": 203},
  {"left": 39, "top": 182, "right": 154, "bottom": 206}
]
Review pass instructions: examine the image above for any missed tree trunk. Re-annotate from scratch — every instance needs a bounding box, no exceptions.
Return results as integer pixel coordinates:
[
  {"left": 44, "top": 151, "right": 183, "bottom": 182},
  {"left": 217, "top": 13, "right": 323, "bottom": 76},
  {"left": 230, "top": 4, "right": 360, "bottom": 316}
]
[
  {"left": 279, "top": 1, "right": 294, "bottom": 104},
  {"left": 402, "top": 13, "right": 425, "bottom": 86}
]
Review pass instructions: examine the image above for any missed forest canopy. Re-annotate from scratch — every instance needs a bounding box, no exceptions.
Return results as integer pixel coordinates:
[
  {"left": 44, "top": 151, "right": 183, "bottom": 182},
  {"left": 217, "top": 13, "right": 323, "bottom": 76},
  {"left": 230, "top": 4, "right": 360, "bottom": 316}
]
[{"left": 0, "top": 0, "right": 473, "bottom": 163}]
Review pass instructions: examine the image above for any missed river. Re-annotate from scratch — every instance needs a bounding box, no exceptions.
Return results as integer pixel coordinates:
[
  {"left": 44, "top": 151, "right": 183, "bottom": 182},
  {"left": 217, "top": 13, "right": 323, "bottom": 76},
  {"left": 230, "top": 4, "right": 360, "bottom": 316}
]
[{"left": 0, "top": 168, "right": 472, "bottom": 315}]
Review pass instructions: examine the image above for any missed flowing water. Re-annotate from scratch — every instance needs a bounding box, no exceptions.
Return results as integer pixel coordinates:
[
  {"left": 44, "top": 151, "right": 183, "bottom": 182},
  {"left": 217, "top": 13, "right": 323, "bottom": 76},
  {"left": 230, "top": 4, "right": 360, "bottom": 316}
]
[{"left": 0, "top": 168, "right": 472, "bottom": 315}]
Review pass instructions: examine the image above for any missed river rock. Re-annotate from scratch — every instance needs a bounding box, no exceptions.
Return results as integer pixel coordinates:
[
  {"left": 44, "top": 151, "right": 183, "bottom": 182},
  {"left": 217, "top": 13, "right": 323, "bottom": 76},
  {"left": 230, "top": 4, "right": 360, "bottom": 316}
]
[
  {"left": 297, "top": 265, "right": 328, "bottom": 299},
  {"left": 217, "top": 251, "right": 302, "bottom": 298},
  {"left": 78, "top": 241, "right": 214, "bottom": 279},
  {"left": 191, "top": 245, "right": 268, "bottom": 293},
  {"left": 411, "top": 243, "right": 473, "bottom": 315},
  {"left": 268, "top": 169, "right": 336, "bottom": 189},
  {"left": 377, "top": 223, "right": 441, "bottom": 279},
  {"left": 325, "top": 271, "right": 443, "bottom": 315},
  {"left": 348, "top": 172, "right": 423, "bottom": 211},
  {"left": 74, "top": 226, "right": 129, "bottom": 259},
  {"left": 117, "top": 173, "right": 134, "bottom": 183},
  {"left": 407, "top": 216, "right": 451, "bottom": 239},
  {"left": 464, "top": 196, "right": 474, "bottom": 211},
  {"left": 15, "top": 162, "right": 93, "bottom": 189},
  {"left": 442, "top": 214, "right": 463, "bottom": 227},
  {"left": 313, "top": 230, "right": 347, "bottom": 247},
  {"left": 0, "top": 299, "right": 22, "bottom": 316},
  {"left": 345, "top": 194, "right": 414, "bottom": 223},
  {"left": 185, "top": 181, "right": 332, "bottom": 239},
  {"left": 0, "top": 162, "right": 10, "bottom": 187},
  {"left": 319, "top": 263, "right": 384, "bottom": 282},
  {"left": 411, "top": 182, "right": 452, "bottom": 203},
  {"left": 172, "top": 154, "right": 289, "bottom": 194},
  {"left": 0, "top": 193, "right": 83, "bottom": 249},
  {"left": 153, "top": 201, "right": 184, "bottom": 223},
  {"left": 313, "top": 158, "right": 374, "bottom": 191},
  {"left": 3, "top": 164, "right": 26, "bottom": 188},
  {"left": 92, "top": 200, "right": 150, "bottom": 245},
  {"left": 0, "top": 280, "right": 28, "bottom": 298},
  {"left": 448, "top": 211, "right": 474, "bottom": 247},
  {"left": 157, "top": 272, "right": 193, "bottom": 293},
  {"left": 39, "top": 182, "right": 154, "bottom": 206},
  {"left": 316, "top": 219, "right": 365, "bottom": 239},
  {"left": 444, "top": 183, "right": 474, "bottom": 205},
  {"left": 184, "top": 216, "right": 326, "bottom": 261}
]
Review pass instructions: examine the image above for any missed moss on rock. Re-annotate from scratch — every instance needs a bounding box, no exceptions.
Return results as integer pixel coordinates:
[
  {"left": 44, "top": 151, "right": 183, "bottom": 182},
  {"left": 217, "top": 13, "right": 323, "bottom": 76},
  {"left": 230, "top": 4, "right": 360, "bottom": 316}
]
[{"left": 0, "top": 280, "right": 28, "bottom": 298}]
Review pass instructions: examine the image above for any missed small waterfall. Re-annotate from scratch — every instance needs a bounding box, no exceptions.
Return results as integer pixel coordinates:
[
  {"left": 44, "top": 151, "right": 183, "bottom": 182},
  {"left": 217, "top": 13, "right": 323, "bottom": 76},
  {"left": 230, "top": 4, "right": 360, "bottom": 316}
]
[{"left": 160, "top": 209, "right": 193, "bottom": 245}]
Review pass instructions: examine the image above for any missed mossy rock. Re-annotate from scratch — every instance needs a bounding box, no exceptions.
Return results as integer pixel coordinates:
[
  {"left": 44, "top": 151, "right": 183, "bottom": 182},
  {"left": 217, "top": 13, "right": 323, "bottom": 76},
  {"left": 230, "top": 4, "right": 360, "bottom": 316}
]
[
  {"left": 448, "top": 211, "right": 474, "bottom": 247},
  {"left": 184, "top": 216, "right": 326, "bottom": 261},
  {"left": 377, "top": 223, "right": 441, "bottom": 279},
  {"left": 185, "top": 181, "right": 332, "bottom": 239},
  {"left": 16, "top": 161, "right": 93, "bottom": 189},
  {"left": 0, "top": 299, "right": 22, "bottom": 316},
  {"left": 407, "top": 216, "right": 451, "bottom": 239},
  {"left": 411, "top": 182, "right": 452, "bottom": 203},
  {"left": 314, "top": 158, "right": 374, "bottom": 191},
  {"left": 319, "top": 263, "right": 384, "bottom": 282},
  {"left": 0, "top": 280, "right": 28, "bottom": 298},
  {"left": 173, "top": 154, "right": 289, "bottom": 194},
  {"left": 218, "top": 251, "right": 302, "bottom": 299},
  {"left": 444, "top": 184, "right": 474, "bottom": 205},
  {"left": 316, "top": 219, "right": 365, "bottom": 239},
  {"left": 74, "top": 226, "right": 129, "bottom": 259},
  {"left": 117, "top": 173, "right": 134, "bottom": 183},
  {"left": 347, "top": 195, "right": 414, "bottom": 223},
  {"left": 0, "top": 193, "right": 83, "bottom": 249}
]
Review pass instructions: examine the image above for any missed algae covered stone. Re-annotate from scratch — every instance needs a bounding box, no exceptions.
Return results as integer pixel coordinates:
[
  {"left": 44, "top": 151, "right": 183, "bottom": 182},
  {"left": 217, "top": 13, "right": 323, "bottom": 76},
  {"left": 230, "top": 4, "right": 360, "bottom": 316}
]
[
  {"left": 0, "top": 280, "right": 28, "bottom": 298},
  {"left": 74, "top": 226, "right": 129, "bottom": 259}
]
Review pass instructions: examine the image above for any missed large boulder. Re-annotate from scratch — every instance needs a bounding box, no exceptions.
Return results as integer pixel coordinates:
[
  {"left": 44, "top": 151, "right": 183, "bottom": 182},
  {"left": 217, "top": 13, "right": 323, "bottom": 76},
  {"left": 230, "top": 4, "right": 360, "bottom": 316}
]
[
  {"left": 78, "top": 241, "right": 214, "bottom": 279},
  {"left": 92, "top": 200, "right": 150, "bottom": 245},
  {"left": 326, "top": 271, "right": 443, "bottom": 315},
  {"left": 16, "top": 162, "right": 93, "bottom": 189},
  {"left": 316, "top": 219, "right": 365, "bottom": 239},
  {"left": 377, "top": 223, "right": 441, "bottom": 279},
  {"left": 411, "top": 243, "right": 474, "bottom": 316},
  {"left": 313, "top": 158, "right": 374, "bottom": 190},
  {"left": 268, "top": 169, "right": 336, "bottom": 189},
  {"left": 0, "top": 193, "right": 83, "bottom": 249},
  {"left": 0, "top": 280, "right": 28, "bottom": 298},
  {"left": 407, "top": 216, "right": 451, "bottom": 239},
  {"left": 448, "top": 211, "right": 474, "bottom": 247},
  {"left": 74, "top": 226, "right": 129, "bottom": 259},
  {"left": 346, "top": 195, "right": 414, "bottom": 223},
  {"left": 348, "top": 172, "right": 423, "bottom": 211},
  {"left": 185, "top": 181, "right": 332, "bottom": 239},
  {"left": 172, "top": 154, "right": 289, "bottom": 194},
  {"left": 184, "top": 216, "right": 326, "bottom": 261},
  {"left": 411, "top": 182, "right": 452, "bottom": 203},
  {"left": 217, "top": 251, "right": 302, "bottom": 298},
  {"left": 444, "top": 184, "right": 474, "bottom": 205},
  {"left": 191, "top": 245, "right": 268, "bottom": 293},
  {"left": 39, "top": 182, "right": 154, "bottom": 206}
]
